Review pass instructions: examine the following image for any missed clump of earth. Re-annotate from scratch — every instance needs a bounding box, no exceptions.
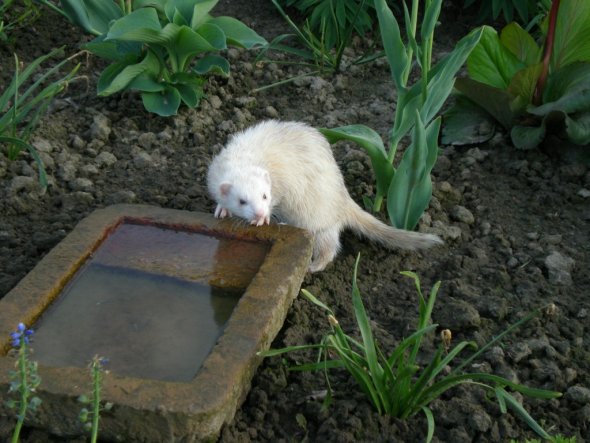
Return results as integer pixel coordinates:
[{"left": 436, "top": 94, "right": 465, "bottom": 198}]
[{"left": 0, "top": 1, "right": 589, "bottom": 441}]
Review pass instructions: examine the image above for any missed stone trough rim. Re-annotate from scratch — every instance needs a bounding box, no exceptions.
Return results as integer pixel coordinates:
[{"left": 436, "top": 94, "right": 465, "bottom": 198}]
[{"left": 0, "top": 204, "right": 313, "bottom": 440}]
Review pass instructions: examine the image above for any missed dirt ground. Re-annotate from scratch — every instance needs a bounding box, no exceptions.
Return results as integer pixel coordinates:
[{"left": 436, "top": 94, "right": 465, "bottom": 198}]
[{"left": 0, "top": 1, "right": 589, "bottom": 442}]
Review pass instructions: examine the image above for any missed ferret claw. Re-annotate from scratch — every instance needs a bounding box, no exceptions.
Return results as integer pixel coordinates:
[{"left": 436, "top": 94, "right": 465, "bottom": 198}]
[
  {"left": 250, "top": 215, "right": 268, "bottom": 227},
  {"left": 214, "top": 205, "right": 231, "bottom": 219}
]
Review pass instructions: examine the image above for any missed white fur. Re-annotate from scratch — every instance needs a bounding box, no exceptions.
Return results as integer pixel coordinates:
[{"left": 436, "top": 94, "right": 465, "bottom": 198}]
[{"left": 207, "top": 120, "right": 442, "bottom": 272}]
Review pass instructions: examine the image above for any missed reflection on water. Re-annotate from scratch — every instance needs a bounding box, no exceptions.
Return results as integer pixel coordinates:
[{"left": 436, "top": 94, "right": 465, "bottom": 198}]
[{"left": 32, "top": 223, "right": 269, "bottom": 381}]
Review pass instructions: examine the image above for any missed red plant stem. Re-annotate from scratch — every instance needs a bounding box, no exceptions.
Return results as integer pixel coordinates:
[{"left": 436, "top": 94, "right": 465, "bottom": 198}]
[{"left": 533, "top": 0, "right": 560, "bottom": 105}]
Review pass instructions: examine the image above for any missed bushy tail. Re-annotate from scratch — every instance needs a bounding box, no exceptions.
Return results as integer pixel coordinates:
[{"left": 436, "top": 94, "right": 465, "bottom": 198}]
[{"left": 344, "top": 201, "right": 442, "bottom": 250}]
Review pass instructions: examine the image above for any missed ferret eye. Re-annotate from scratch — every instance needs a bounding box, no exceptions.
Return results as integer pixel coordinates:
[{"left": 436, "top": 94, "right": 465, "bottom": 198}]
[
  {"left": 263, "top": 194, "right": 267, "bottom": 200},
  {"left": 239, "top": 199, "right": 247, "bottom": 205}
]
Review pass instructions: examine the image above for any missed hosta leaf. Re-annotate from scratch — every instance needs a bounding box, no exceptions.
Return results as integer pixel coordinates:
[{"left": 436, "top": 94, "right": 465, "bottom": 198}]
[
  {"left": 507, "top": 63, "right": 542, "bottom": 111},
  {"left": 191, "top": 0, "right": 219, "bottom": 29},
  {"left": 175, "top": 83, "right": 203, "bottom": 108},
  {"left": 565, "top": 112, "right": 590, "bottom": 145},
  {"left": 196, "top": 22, "right": 226, "bottom": 50},
  {"left": 543, "top": 62, "right": 590, "bottom": 103},
  {"left": 98, "top": 51, "right": 160, "bottom": 96},
  {"left": 529, "top": 81, "right": 590, "bottom": 115},
  {"left": 170, "top": 72, "right": 206, "bottom": 107},
  {"left": 442, "top": 96, "right": 495, "bottom": 145},
  {"left": 106, "top": 8, "right": 162, "bottom": 42},
  {"left": 467, "top": 25, "right": 526, "bottom": 89},
  {"left": 193, "top": 54, "right": 230, "bottom": 76},
  {"left": 174, "top": 26, "right": 219, "bottom": 70},
  {"left": 208, "top": 16, "right": 267, "bottom": 48},
  {"left": 85, "top": 36, "right": 142, "bottom": 62},
  {"left": 455, "top": 77, "right": 515, "bottom": 129},
  {"left": 59, "top": 0, "right": 122, "bottom": 36},
  {"left": 142, "top": 86, "right": 182, "bottom": 116},
  {"left": 127, "top": 72, "right": 165, "bottom": 92},
  {"left": 319, "top": 125, "right": 394, "bottom": 197},
  {"left": 500, "top": 22, "right": 540, "bottom": 66},
  {"left": 550, "top": 0, "right": 590, "bottom": 69},
  {"left": 511, "top": 119, "right": 546, "bottom": 150}
]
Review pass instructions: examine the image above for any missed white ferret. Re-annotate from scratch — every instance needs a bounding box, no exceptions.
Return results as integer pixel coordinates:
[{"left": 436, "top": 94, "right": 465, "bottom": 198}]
[{"left": 207, "top": 120, "right": 442, "bottom": 272}]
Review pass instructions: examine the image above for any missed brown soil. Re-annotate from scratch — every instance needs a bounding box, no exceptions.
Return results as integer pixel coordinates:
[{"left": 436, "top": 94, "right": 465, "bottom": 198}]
[{"left": 0, "top": 1, "right": 589, "bottom": 442}]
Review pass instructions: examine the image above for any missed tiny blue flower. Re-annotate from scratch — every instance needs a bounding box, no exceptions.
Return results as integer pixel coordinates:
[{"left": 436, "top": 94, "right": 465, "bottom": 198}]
[{"left": 10, "top": 323, "right": 34, "bottom": 349}]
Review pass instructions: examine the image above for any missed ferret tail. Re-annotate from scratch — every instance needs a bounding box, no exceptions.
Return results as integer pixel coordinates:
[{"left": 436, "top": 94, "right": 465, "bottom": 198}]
[{"left": 344, "top": 200, "right": 443, "bottom": 250}]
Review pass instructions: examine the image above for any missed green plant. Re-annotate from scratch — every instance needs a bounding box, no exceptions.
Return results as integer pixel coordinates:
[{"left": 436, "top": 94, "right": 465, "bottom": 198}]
[
  {"left": 0, "top": 47, "right": 80, "bottom": 186},
  {"left": 276, "top": 0, "right": 376, "bottom": 52},
  {"left": 463, "top": 0, "right": 539, "bottom": 24},
  {"left": 78, "top": 356, "right": 110, "bottom": 443},
  {"left": 260, "top": 255, "right": 562, "bottom": 442},
  {"left": 0, "top": 0, "right": 40, "bottom": 41},
  {"left": 38, "top": 0, "right": 267, "bottom": 116},
  {"left": 317, "top": 0, "right": 483, "bottom": 230},
  {"left": 5, "top": 323, "right": 42, "bottom": 443},
  {"left": 256, "top": 0, "right": 373, "bottom": 81},
  {"left": 443, "top": 0, "right": 590, "bottom": 150}
]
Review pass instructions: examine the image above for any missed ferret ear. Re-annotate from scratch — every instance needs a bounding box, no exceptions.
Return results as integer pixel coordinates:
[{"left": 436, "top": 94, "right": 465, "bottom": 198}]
[{"left": 220, "top": 183, "right": 232, "bottom": 196}]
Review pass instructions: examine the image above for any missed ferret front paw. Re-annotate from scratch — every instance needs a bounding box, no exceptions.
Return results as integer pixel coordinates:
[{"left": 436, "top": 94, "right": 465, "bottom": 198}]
[
  {"left": 214, "top": 205, "right": 232, "bottom": 218},
  {"left": 250, "top": 215, "right": 270, "bottom": 227}
]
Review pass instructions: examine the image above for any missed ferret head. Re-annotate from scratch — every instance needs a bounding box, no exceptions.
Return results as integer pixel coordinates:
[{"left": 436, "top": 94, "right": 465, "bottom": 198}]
[{"left": 217, "top": 166, "right": 272, "bottom": 223}]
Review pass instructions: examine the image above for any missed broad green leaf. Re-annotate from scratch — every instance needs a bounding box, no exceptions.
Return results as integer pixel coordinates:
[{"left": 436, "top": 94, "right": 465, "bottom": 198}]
[
  {"left": 85, "top": 35, "right": 142, "bottom": 62},
  {"left": 98, "top": 51, "right": 160, "bottom": 96},
  {"left": 60, "top": 0, "right": 123, "bottom": 36},
  {"left": 319, "top": 125, "right": 394, "bottom": 197},
  {"left": 208, "top": 16, "right": 268, "bottom": 48},
  {"left": 500, "top": 22, "right": 540, "bottom": 66},
  {"left": 127, "top": 73, "right": 166, "bottom": 92},
  {"left": 193, "top": 54, "right": 230, "bottom": 75},
  {"left": 374, "top": 0, "right": 409, "bottom": 88},
  {"left": 441, "top": 96, "right": 496, "bottom": 145},
  {"left": 175, "top": 83, "right": 202, "bottom": 108},
  {"left": 467, "top": 25, "right": 526, "bottom": 89},
  {"left": 507, "top": 63, "right": 542, "bottom": 111},
  {"left": 543, "top": 62, "right": 590, "bottom": 103},
  {"left": 142, "top": 86, "right": 182, "bottom": 116},
  {"left": 170, "top": 72, "right": 205, "bottom": 107},
  {"left": 530, "top": 80, "right": 590, "bottom": 115},
  {"left": 511, "top": 120, "right": 546, "bottom": 150},
  {"left": 191, "top": 0, "right": 219, "bottom": 29},
  {"left": 196, "top": 22, "right": 226, "bottom": 50},
  {"left": 454, "top": 77, "right": 515, "bottom": 129},
  {"left": 550, "top": 0, "right": 590, "bottom": 69},
  {"left": 173, "top": 25, "right": 220, "bottom": 70},
  {"left": 565, "top": 112, "right": 590, "bottom": 145},
  {"left": 106, "top": 8, "right": 162, "bottom": 42},
  {"left": 388, "top": 115, "right": 440, "bottom": 230}
]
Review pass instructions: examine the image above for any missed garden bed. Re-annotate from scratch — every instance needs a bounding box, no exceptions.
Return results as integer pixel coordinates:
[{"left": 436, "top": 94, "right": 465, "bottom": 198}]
[{"left": 0, "top": 1, "right": 589, "bottom": 441}]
